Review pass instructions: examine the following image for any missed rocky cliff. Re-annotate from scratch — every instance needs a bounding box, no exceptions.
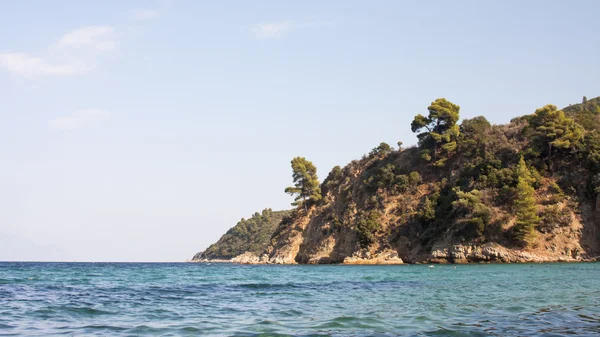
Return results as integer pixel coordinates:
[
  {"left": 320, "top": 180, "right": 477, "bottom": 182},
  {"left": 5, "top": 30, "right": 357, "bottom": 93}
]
[
  {"left": 193, "top": 97, "right": 600, "bottom": 264},
  {"left": 261, "top": 150, "right": 597, "bottom": 264}
]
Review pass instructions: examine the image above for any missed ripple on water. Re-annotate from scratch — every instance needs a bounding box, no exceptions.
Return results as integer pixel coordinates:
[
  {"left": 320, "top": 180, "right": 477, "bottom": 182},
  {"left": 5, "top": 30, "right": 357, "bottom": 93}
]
[{"left": 1, "top": 262, "right": 600, "bottom": 336}]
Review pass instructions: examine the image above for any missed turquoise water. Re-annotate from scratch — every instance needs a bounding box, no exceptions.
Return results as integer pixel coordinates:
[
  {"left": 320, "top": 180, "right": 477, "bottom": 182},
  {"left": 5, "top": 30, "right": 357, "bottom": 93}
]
[{"left": 1, "top": 262, "right": 599, "bottom": 336}]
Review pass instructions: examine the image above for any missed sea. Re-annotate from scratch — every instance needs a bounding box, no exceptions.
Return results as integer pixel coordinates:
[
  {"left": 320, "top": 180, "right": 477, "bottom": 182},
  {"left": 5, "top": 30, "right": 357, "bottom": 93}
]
[{"left": 0, "top": 262, "right": 599, "bottom": 336}]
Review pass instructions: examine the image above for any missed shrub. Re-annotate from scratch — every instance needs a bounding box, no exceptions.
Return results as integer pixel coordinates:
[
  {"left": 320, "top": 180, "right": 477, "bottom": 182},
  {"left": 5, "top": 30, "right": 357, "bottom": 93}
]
[
  {"left": 452, "top": 189, "right": 491, "bottom": 241},
  {"left": 356, "top": 211, "right": 382, "bottom": 249},
  {"left": 538, "top": 205, "right": 571, "bottom": 233},
  {"left": 408, "top": 171, "right": 422, "bottom": 186}
]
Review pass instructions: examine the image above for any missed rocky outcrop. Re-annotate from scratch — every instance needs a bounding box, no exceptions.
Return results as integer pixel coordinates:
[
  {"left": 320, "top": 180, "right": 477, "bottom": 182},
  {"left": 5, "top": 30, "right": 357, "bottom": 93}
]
[
  {"left": 428, "top": 243, "right": 584, "bottom": 264},
  {"left": 342, "top": 249, "right": 404, "bottom": 264},
  {"left": 231, "top": 252, "right": 264, "bottom": 264}
]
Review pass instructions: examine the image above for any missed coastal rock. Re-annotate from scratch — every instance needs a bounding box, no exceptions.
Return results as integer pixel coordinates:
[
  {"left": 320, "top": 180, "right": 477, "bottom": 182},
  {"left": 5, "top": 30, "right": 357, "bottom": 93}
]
[
  {"left": 428, "top": 243, "right": 585, "bottom": 264},
  {"left": 231, "top": 252, "right": 262, "bottom": 264},
  {"left": 429, "top": 247, "right": 451, "bottom": 264},
  {"left": 343, "top": 249, "right": 404, "bottom": 264}
]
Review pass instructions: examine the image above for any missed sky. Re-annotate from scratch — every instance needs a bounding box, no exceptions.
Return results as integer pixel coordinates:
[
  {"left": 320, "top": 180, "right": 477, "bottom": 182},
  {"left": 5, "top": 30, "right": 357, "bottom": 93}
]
[{"left": 1, "top": 0, "right": 599, "bottom": 262}]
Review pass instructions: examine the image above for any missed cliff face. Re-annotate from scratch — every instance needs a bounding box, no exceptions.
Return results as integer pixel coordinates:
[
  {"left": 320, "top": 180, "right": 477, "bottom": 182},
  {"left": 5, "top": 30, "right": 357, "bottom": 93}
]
[
  {"left": 259, "top": 98, "right": 600, "bottom": 264},
  {"left": 193, "top": 97, "right": 600, "bottom": 264},
  {"left": 262, "top": 151, "right": 595, "bottom": 264}
]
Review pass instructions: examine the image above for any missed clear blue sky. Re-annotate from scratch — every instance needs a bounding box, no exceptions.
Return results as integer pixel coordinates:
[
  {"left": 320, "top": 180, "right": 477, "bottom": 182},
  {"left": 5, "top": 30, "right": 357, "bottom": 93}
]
[{"left": 1, "top": 0, "right": 598, "bottom": 262}]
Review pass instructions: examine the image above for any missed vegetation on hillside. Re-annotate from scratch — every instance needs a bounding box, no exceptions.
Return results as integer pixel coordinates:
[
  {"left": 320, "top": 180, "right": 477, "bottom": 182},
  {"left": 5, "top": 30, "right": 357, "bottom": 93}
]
[
  {"left": 197, "top": 209, "right": 292, "bottom": 260},
  {"left": 281, "top": 96, "right": 600, "bottom": 256},
  {"left": 197, "top": 96, "right": 600, "bottom": 263}
]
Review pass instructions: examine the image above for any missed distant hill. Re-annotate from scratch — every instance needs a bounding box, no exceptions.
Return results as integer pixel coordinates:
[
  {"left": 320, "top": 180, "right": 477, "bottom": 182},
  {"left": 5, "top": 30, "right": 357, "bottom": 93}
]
[{"left": 192, "top": 209, "right": 292, "bottom": 261}]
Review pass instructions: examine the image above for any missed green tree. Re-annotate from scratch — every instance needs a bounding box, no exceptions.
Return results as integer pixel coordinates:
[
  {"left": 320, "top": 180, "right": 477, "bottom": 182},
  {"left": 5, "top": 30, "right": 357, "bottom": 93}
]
[
  {"left": 582, "top": 131, "right": 600, "bottom": 173},
  {"left": 369, "top": 142, "right": 392, "bottom": 157},
  {"left": 285, "top": 157, "right": 322, "bottom": 213},
  {"left": 408, "top": 171, "right": 422, "bottom": 186},
  {"left": 411, "top": 98, "right": 461, "bottom": 166},
  {"left": 528, "top": 105, "right": 584, "bottom": 172},
  {"left": 322, "top": 165, "right": 343, "bottom": 189},
  {"left": 459, "top": 116, "right": 492, "bottom": 156},
  {"left": 452, "top": 188, "right": 491, "bottom": 240},
  {"left": 512, "top": 157, "right": 540, "bottom": 245},
  {"left": 356, "top": 211, "right": 382, "bottom": 249}
]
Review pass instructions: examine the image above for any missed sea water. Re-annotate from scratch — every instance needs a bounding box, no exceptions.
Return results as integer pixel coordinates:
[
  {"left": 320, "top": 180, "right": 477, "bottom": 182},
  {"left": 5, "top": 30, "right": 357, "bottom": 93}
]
[{"left": 0, "top": 262, "right": 599, "bottom": 336}]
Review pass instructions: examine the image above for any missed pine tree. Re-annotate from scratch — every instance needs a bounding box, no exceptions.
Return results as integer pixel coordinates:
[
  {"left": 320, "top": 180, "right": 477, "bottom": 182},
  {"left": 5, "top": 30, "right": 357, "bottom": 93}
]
[
  {"left": 369, "top": 142, "right": 392, "bottom": 157},
  {"left": 284, "top": 157, "right": 322, "bottom": 213},
  {"left": 512, "top": 157, "right": 540, "bottom": 245},
  {"left": 528, "top": 105, "right": 584, "bottom": 172},
  {"left": 411, "top": 98, "right": 460, "bottom": 167}
]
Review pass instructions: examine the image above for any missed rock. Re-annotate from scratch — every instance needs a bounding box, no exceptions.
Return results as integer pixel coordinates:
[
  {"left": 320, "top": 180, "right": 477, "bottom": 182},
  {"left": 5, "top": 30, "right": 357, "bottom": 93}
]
[
  {"left": 427, "top": 243, "right": 570, "bottom": 264},
  {"left": 429, "top": 246, "right": 450, "bottom": 263},
  {"left": 231, "top": 252, "right": 261, "bottom": 264},
  {"left": 343, "top": 249, "right": 404, "bottom": 265}
]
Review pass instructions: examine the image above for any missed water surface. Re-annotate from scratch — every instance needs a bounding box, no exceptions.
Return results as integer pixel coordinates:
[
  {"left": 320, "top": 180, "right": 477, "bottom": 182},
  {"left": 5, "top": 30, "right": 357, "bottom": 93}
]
[{"left": 1, "top": 262, "right": 599, "bottom": 336}]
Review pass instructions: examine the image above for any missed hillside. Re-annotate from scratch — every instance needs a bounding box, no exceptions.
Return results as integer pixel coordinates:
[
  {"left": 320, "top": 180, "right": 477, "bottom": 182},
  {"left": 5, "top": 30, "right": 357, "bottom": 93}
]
[
  {"left": 192, "top": 209, "right": 291, "bottom": 261},
  {"left": 194, "top": 96, "right": 600, "bottom": 264}
]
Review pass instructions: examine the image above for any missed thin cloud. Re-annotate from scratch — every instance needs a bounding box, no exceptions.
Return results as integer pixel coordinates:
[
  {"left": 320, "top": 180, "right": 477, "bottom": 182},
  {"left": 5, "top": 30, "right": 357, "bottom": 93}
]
[
  {"left": 132, "top": 9, "right": 160, "bottom": 21},
  {"left": 0, "top": 53, "right": 79, "bottom": 76},
  {"left": 49, "top": 109, "right": 109, "bottom": 130},
  {"left": 252, "top": 22, "right": 290, "bottom": 39},
  {"left": 0, "top": 25, "right": 117, "bottom": 77},
  {"left": 57, "top": 26, "right": 116, "bottom": 50}
]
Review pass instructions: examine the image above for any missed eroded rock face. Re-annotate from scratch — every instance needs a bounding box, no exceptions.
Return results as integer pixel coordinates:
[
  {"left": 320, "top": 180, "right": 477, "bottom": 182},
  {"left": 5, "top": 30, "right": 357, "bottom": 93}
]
[
  {"left": 231, "top": 252, "right": 261, "bottom": 264},
  {"left": 342, "top": 249, "right": 404, "bottom": 265},
  {"left": 428, "top": 243, "right": 585, "bottom": 264}
]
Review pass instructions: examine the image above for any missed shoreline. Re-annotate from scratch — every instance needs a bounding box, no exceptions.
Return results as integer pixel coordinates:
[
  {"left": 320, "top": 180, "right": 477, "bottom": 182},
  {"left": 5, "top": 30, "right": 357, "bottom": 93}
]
[{"left": 190, "top": 257, "right": 600, "bottom": 265}]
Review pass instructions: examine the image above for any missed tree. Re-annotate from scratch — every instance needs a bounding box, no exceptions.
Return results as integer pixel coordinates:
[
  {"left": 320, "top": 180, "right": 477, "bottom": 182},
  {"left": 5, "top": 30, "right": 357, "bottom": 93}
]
[
  {"left": 285, "top": 157, "right": 322, "bottom": 213},
  {"left": 512, "top": 157, "right": 540, "bottom": 245},
  {"left": 408, "top": 171, "right": 422, "bottom": 186},
  {"left": 369, "top": 142, "right": 392, "bottom": 157},
  {"left": 459, "top": 116, "right": 492, "bottom": 157},
  {"left": 452, "top": 188, "right": 491, "bottom": 240},
  {"left": 582, "top": 131, "right": 600, "bottom": 173},
  {"left": 411, "top": 98, "right": 461, "bottom": 167},
  {"left": 528, "top": 104, "right": 584, "bottom": 172},
  {"left": 356, "top": 211, "right": 381, "bottom": 249},
  {"left": 322, "top": 165, "right": 343, "bottom": 195}
]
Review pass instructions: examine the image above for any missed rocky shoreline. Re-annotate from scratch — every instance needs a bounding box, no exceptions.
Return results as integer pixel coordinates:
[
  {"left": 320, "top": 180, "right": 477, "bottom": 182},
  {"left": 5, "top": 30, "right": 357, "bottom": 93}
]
[{"left": 191, "top": 244, "right": 599, "bottom": 265}]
